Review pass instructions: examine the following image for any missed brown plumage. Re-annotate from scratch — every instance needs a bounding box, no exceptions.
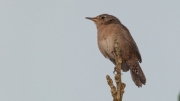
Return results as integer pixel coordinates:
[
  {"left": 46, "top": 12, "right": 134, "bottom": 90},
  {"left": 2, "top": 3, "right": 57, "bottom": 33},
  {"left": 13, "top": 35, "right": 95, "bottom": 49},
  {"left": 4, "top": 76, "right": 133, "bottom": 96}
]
[{"left": 86, "top": 14, "right": 146, "bottom": 87}]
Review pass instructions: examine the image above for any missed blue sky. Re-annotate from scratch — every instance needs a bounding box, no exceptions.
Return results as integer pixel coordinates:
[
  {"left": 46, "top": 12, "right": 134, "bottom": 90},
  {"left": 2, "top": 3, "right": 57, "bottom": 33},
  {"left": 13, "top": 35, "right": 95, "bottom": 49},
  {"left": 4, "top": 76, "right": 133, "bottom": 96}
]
[{"left": 0, "top": 0, "right": 180, "bottom": 101}]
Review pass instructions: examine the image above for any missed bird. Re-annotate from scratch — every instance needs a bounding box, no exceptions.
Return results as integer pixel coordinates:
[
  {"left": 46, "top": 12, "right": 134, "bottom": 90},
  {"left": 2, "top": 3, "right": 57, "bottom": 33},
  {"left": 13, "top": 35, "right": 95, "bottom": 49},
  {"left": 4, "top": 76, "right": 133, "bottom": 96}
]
[{"left": 86, "top": 14, "right": 146, "bottom": 87}]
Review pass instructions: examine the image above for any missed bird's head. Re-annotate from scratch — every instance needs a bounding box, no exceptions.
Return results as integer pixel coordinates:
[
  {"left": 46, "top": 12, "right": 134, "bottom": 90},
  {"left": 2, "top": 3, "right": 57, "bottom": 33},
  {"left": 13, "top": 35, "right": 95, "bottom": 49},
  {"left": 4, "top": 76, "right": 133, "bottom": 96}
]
[{"left": 86, "top": 14, "right": 121, "bottom": 28}]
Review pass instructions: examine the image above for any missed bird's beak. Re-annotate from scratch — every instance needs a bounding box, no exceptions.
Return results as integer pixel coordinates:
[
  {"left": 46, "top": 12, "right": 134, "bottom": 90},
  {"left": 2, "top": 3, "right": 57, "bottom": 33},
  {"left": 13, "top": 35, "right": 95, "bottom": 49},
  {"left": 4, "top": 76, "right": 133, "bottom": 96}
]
[{"left": 85, "top": 17, "right": 98, "bottom": 22}]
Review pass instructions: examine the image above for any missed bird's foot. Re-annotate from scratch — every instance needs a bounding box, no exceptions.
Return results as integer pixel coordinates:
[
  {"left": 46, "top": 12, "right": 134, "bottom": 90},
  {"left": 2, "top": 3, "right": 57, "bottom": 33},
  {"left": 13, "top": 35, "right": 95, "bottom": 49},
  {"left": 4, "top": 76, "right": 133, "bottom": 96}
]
[
  {"left": 113, "top": 67, "right": 117, "bottom": 74},
  {"left": 113, "top": 67, "right": 123, "bottom": 75}
]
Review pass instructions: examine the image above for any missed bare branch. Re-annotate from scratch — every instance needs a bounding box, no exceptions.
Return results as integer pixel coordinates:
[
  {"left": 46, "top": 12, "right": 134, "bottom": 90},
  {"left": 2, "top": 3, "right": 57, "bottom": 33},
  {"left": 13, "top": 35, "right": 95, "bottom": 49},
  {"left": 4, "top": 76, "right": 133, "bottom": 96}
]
[{"left": 106, "top": 33, "right": 126, "bottom": 101}]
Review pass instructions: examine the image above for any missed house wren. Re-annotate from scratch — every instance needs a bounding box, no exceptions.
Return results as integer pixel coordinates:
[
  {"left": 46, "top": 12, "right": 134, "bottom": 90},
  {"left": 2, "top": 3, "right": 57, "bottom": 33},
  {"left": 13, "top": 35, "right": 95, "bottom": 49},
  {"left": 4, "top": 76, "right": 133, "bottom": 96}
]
[{"left": 86, "top": 14, "right": 146, "bottom": 87}]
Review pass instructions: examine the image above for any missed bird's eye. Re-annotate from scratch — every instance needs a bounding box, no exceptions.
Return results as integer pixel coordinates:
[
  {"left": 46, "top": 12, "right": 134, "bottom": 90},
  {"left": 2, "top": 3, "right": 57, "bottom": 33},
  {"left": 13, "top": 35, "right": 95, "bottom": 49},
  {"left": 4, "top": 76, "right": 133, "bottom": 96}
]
[{"left": 101, "top": 16, "right": 105, "bottom": 19}]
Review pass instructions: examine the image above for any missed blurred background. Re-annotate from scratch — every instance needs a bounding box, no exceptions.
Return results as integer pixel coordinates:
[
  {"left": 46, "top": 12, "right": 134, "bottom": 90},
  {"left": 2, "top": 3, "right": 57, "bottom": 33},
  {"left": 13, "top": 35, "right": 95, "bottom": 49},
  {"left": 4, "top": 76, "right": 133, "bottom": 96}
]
[{"left": 0, "top": 0, "right": 180, "bottom": 101}]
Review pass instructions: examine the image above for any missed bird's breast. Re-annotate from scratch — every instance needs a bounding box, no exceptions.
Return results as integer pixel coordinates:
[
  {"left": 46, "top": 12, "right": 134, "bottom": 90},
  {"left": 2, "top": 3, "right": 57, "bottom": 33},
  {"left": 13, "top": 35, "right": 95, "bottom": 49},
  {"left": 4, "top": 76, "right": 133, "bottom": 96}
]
[{"left": 97, "top": 32, "right": 115, "bottom": 59}]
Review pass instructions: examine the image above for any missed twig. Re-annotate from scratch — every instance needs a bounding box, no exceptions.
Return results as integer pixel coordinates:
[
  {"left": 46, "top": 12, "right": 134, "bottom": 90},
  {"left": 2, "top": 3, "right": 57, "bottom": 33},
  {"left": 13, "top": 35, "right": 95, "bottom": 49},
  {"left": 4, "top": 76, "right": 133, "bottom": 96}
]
[
  {"left": 106, "top": 33, "right": 126, "bottom": 101},
  {"left": 106, "top": 75, "right": 117, "bottom": 101}
]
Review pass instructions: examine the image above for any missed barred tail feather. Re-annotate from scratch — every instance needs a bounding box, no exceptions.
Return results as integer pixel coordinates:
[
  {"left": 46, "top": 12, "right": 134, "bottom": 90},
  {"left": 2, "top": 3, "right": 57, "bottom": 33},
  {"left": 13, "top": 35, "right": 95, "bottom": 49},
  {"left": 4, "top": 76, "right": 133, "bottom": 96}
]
[{"left": 129, "top": 60, "right": 146, "bottom": 87}]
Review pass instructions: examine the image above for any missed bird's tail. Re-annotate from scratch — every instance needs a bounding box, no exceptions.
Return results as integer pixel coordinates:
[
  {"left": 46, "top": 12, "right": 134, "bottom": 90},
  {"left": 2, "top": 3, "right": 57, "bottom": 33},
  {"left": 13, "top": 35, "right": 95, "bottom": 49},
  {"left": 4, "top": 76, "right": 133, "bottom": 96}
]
[{"left": 128, "top": 60, "right": 146, "bottom": 87}]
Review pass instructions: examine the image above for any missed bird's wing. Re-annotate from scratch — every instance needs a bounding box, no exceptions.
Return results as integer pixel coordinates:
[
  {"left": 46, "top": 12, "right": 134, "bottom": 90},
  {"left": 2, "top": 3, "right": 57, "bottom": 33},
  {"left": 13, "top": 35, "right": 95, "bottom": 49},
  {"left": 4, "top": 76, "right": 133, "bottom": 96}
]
[{"left": 120, "top": 24, "right": 142, "bottom": 63}]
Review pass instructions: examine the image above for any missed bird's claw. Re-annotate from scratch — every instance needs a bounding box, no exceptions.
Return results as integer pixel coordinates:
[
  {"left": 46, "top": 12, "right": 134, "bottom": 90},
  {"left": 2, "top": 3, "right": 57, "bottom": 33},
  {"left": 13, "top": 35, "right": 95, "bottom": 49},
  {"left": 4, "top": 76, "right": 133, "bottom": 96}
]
[
  {"left": 113, "top": 67, "right": 117, "bottom": 74},
  {"left": 113, "top": 67, "right": 123, "bottom": 75}
]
